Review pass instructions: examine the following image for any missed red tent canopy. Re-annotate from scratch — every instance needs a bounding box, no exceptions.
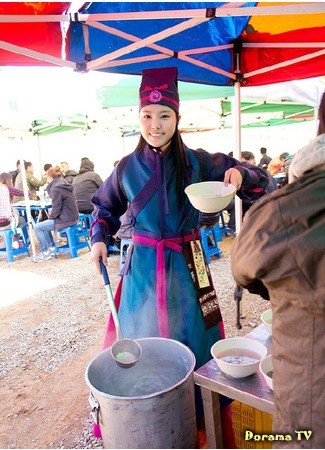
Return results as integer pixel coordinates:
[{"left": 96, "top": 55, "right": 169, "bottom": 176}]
[{"left": 0, "top": 2, "right": 71, "bottom": 66}]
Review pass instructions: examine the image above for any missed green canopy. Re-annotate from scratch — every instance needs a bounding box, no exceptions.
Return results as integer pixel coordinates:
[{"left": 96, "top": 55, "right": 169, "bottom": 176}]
[
  {"left": 31, "top": 114, "right": 88, "bottom": 136},
  {"left": 221, "top": 99, "right": 315, "bottom": 128},
  {"left": 97, "top": 76, "right": 234, "bottom": 108}
]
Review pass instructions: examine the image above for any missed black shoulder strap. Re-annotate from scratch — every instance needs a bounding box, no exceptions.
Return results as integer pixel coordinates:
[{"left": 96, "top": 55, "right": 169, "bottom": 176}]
[
  {"left": 116, "top": 154, "right": 131, "bottom": 197},
  {"left": 190, "top": 149, "right": 210, "bottom": 180}
]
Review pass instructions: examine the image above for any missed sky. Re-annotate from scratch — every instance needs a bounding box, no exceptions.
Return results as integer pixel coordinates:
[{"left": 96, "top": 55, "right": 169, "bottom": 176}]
[{"left": 0, "top": 66, "right": 128, "bottom": 122}]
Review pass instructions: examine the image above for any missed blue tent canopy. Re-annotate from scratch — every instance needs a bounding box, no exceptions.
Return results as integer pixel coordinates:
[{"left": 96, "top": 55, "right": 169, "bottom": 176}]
[
  {"left": 66, "top": 2, "right": 325, "bottom": 86},
  {"left": 67, "top": 2, "right": 254, "bottom": 86}
]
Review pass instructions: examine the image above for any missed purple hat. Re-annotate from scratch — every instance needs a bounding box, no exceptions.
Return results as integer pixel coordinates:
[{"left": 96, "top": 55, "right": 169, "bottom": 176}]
[{"left": 139, "top": 67, "right": 179, "bottom": 113}]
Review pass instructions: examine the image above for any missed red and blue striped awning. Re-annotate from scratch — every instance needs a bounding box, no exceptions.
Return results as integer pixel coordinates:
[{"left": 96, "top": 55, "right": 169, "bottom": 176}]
[{"left": 0, "top": 2, "right": 324, "bottom": 87}]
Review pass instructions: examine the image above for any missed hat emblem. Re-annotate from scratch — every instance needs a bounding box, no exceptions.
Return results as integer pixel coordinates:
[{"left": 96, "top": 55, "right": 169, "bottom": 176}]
[{"left": 149, "top": 90, "right": 162, "bottom": 103}]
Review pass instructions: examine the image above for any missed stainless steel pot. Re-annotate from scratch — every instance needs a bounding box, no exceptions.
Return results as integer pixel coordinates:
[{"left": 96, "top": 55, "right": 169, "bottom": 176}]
[{"left": 85, "top": 337, "right": 197, "bottom": 449}]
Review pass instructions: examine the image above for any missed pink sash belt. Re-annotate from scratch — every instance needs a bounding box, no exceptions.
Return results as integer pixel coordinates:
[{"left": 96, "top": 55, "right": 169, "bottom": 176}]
[{"left": 133, "top": 230, "right": 200, "bottom": 338}]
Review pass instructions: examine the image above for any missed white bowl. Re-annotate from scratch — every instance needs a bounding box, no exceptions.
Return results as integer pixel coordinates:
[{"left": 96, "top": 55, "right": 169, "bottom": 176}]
[
  {"left": 259, "top": 354, "right": 273, "bottom": 390},
  {"left": 185, "top": 181, "right": 236, "bottom": 213},
  {"left": 260, "top": 309, "right": 273, "bottom": 335},
  {"left": 211, "top": 337, "right": 267, "bottom": 378}
]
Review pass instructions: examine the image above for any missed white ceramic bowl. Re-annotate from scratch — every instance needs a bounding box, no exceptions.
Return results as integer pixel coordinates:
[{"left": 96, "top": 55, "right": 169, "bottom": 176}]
[
  {"left": 211, "top": 337, "right": 267, "bottom": 378},
  {"left": 259, "top": 354, "right": 273, "bottom": 390},
  {"left": 260, "top": 309, "right": 273, "bottom": 335},
  {"left": 185, "top": 181, "right": 236, "bottom": 213}
]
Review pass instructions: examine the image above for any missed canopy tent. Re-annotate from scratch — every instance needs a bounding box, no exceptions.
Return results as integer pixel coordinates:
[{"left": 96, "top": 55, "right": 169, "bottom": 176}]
[
  {"left": 31, "top": 114, "right": 89, "bottom": 136},
  {"left": 221, "top": 98, "right": 316, "bottom": 128},
  {"left": 0, "top": 2, "right": 324, "bottom": 87},
  {"left": 97, "top": 76, "right": 234, "bottom": 108},
  {"left": 0, "top": 1, "right": 324, "bottom": 236}
]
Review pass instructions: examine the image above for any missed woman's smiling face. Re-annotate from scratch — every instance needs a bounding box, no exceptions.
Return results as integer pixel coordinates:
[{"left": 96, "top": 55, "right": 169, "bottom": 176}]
[{"left": 139, "top": 104, "right": 177, "bottom": 151}]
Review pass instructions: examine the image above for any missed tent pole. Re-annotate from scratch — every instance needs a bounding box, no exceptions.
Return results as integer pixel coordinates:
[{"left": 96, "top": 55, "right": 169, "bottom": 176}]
[
  {"left": 37, "top": 133, "right": 43, "bottom": 176},
  {"left": 19, "top": 159, "right": 37, "bottom": 262},
  {"left": 9, "top": 100, "right": 37, "bottom": 262},
  {"left": 233, "top": 81, "right": 242, "bottom": 235}
]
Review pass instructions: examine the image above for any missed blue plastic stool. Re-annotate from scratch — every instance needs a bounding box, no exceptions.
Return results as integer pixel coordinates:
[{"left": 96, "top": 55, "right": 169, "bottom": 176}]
[
  {"left": 54, "top": 221, "right": 91, "bottom": 258},
  {"left": 0, "top": 227, "right": 30, "bottom": 263},
  {"left": 217, "top": 211, "right": 228, "bottom": 236},
  {"left": 79, "top": 213, "right": 94, "bottom": 230},
  {"left": 200, "top": 223, "right": 223, "bottom": 264},
  {"left": 119, "top": 238, "right": 132, "bottom": 275}
]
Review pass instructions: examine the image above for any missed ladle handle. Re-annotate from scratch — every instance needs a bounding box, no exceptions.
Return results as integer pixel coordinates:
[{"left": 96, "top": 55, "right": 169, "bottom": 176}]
[
  {"left": 101, "top": 257, "right": 111, "bottom": 286},
  {"left": 100, "top": 258, "right": 124, "bottom": 341}
]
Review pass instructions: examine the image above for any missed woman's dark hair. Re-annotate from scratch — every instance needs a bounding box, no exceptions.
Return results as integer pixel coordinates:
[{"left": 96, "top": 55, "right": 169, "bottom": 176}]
[
  {"left": 317, "top": 92, "right": 325, "bottom": 136},
  {"left": 0, "top": 172, "right": 13, "bottom": 186},
  {"left": 135, "top": 115, "right": 190, "bottom": 205}
]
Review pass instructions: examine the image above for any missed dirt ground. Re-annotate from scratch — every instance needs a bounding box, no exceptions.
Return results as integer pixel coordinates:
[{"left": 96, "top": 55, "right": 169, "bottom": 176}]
[{"left": 0, "top": 237, "right": 269, "bottom": 449}]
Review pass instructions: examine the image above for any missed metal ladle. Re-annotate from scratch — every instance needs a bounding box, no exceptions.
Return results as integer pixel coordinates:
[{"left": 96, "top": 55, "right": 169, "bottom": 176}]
[{"left": 100, "top": 259, "right": 142, "bottom": 368}]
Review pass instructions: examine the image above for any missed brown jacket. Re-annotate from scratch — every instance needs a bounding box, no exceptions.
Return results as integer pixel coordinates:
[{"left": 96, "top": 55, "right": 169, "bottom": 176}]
[{"left": 231, "top": 169, "right": 325, "bottom": 448}]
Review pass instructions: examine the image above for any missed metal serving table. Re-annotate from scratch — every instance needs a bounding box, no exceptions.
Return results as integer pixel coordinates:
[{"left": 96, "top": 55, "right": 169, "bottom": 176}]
[{"left": 194, "top": 325, "right": 274, "bottom": 448}]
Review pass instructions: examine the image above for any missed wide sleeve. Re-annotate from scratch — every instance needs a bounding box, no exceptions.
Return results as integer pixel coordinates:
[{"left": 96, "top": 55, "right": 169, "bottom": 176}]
[
  {"left": 90, "top": 163, "right": 128, "bottom": 245},
  {"left": 212, "top": 152, "right": 269, "bottom": 202},
  {"left": 193, "top": 150, "right": 269, "bottom": 202}
]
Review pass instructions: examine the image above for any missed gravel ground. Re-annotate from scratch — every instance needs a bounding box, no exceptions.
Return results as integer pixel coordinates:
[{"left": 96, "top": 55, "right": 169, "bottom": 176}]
[{"left": 0, "top": 235, "right": 269, "bottom": 449}]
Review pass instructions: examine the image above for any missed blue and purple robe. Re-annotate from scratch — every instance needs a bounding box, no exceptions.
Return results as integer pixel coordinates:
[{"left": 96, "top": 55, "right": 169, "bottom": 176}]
[{"left": 91, "top": 145, "right": 268, "bottom": 371}]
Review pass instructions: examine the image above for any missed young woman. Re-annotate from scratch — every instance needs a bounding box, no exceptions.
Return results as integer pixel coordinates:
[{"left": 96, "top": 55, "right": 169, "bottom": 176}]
[
  {"left": 90, "top": 67, "right": 269, "bottom": 444},
  {"left": 0, "top": 172, "right": 27, "bottom": 247}
]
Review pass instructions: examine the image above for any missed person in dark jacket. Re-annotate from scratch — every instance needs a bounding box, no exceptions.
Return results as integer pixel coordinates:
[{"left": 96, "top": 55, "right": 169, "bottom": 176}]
[
  {"left": 34, "top": 166, "right": 79, "bottom": 261},
  {"left": 60, "top": 161, "right": 78, "bottom": 184},
  {"left": 72, "top": 157, "right": 103, "bottom": 213},
  {"left": 9, "top": 159, "right": 23, "bottom": 186},
  {"left": 258, "top": 146, "right": 271, "bottom": 170},
  {"left": 231, "top": 95, "right": 325, "bottom": 448}
]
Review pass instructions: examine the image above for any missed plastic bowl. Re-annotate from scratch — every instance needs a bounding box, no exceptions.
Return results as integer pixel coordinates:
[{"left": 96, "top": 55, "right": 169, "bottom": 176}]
[
  {"left": 259, "top": 354, "right": 273, "bottom": 390},
  {"left": 211, "top": 337, "right": 267, "bottom": 378},
  {"left": 260, "top": 309, "right": 273, "bottom": 335},
  {"left": 185, "top": 181, "right": 236, "bottom": 213}
]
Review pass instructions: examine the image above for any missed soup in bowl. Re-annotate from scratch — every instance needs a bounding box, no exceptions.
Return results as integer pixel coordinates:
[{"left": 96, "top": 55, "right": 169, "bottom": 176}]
[{"left": 211, "top": 337, "right": 267, "bottom": 378}]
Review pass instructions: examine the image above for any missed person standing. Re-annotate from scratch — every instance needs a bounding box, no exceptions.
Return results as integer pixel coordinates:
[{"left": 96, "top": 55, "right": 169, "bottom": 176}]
[
  {"left": 72, "top": 157, "right": 103, "bottom": 214},
  {"left": 9, "top": 159, "right": 23, "bottom": 186},
  {"left": 231, "top": 93, "right": 325, "bottom": 448},
  {"left": 60, "top": 161, "right": 78, "bottom": 184},
  {"left": 258, "top": 146, "right": 271, "bottom": 170},
  {"left": 89, "top": 67, "right": 269, "bottom": 445},
  {"left": 14, "top": 161, "right": 47, "bottom": 202}
]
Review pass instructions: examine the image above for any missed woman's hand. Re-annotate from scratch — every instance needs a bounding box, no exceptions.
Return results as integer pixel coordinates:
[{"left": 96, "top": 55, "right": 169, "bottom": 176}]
[
  {"left": 91, "top": 241, "right": 109, "bottom": 274},
  {"left": 223, "top": 168, "right": 243, "bottom": 190}
]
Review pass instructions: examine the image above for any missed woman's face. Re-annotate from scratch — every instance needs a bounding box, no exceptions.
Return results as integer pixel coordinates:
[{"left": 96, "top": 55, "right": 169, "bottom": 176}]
[{"left": 139, "top": 104, "right": 177, "bottom": 151}]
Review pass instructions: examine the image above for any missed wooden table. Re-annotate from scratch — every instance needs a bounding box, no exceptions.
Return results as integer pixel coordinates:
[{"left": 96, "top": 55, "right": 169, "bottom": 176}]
[{"left": 194, "top": 325, "right": 274, "bottom": 448}]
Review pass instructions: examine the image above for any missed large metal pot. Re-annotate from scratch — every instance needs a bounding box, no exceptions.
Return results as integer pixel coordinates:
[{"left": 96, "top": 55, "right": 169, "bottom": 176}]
[{"left": 85, "top": 337, "right": 197, "bottom": 449}]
